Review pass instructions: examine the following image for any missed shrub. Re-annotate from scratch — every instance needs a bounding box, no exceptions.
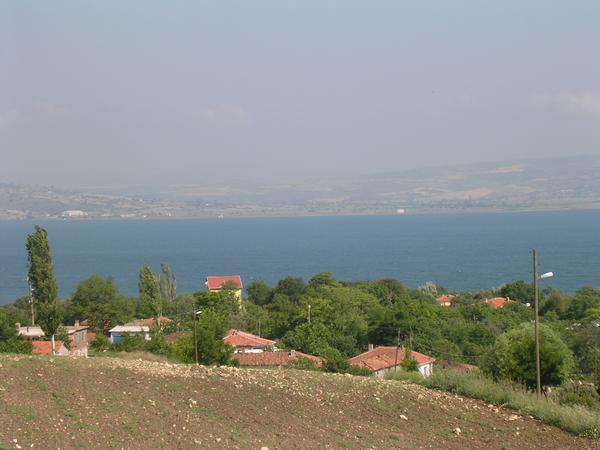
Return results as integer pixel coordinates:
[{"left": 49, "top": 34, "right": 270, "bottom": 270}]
[
  {"left": 387, "top": 368, "right": 600, "bottom": 438},
  {"left": 89, "top": 334, "right": 112, "bottom": 352},
  {"left": 0, "top": 338, "right": 32, "bottom": 354},
  {"left": 401, "top": 356, "right": 419, "bottom": 372},
  {"left": 556, "top": 384, "right": 600, "bottom": 410},
  {"left": 321, "top": 348, "right": 371, "bottom": 376},
  {"left": 483, "top": 323, "right": 574, "bottom": 388},
  {"left": 114, "top": 334, "right": 146, "bottom": 352}
]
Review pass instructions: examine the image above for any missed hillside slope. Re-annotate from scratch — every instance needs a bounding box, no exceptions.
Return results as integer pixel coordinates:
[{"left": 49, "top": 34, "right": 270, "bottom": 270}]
[{"left": 0, "top": 355, "right": 596, "bottom": 449}]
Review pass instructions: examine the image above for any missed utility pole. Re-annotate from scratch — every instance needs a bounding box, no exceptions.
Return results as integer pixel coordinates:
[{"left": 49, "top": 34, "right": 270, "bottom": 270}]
[
  {"left": 307, "top": 304, "right": 311, "bottom": 324},
  {"left": 193, "top": 303, "right": 199, "bottom": 366},
  {"left": 394, "top": 328, "right": 401, "bottom": 372},
  {"left": 27, "top": 277, "right": 35, "bottom": 326},
  {"left": 533, "top": 249, "right": 541, "bottom": 399}
]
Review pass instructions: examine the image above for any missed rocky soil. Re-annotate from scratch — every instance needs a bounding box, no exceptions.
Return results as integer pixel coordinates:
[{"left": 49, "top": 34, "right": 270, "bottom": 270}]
[{"left": 0, "top": 355, "right": 598, "bottom": 449}]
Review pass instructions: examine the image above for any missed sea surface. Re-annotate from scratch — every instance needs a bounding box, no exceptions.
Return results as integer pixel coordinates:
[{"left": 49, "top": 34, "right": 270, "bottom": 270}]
[{"left": 1, "top": 210, "right": 599, "bottom": 304}]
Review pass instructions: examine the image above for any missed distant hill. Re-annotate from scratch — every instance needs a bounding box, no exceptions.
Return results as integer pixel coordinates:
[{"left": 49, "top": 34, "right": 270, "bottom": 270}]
[
  {"left": 0, "top": 354, "right": 590, "bottom": 448},
  {"left": 2, "top": 155, "right": 600, "bottom": 219}
]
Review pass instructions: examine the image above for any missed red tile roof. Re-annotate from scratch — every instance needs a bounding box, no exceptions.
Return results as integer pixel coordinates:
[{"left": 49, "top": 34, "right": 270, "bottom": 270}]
[
  {"left": 31, "top": 341, "right": 64, "bottom": 355},
  {"left": 206, "top": 276, "right": 243, "bottom": 290},
  {"left": 349, "top": 346, "right": 435, "bottom": 372},
  {"left": 436, "top": 294, "right": 456, "bottom": 304},
  {"left": 482, "top": 297, "right": 513, "bottom": 309},
  {"left": 232, "top": 351, "right": 322, "bottom": 367},
  {"left": 128, "top": 317, "right": 173, "bottom": 327},
  {"left": 224, "top": 329, "right": 275, "bottom": 349}
]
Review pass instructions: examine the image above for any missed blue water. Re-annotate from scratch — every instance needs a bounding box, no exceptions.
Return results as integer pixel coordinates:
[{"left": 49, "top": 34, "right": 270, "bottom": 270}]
[{"left": 1, "top": 211, "right": 599, "bottom": 304}]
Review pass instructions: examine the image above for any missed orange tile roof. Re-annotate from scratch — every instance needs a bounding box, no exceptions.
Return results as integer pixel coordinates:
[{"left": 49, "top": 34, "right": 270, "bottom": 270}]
[
  {"left": 224, "top": 329, "right": 275, "bottom": 348},
  {"left": 482, "top": 297, "right": 513, "bottom": 309},
  {"left": 349, "top": 346, "right": 435, "bottom": 372},
  {"left": 232, "top": 351, "right": 322, "bottom": 367},
  {"left": 206, "top": 276, "right": 243, "bottom": 290},
  {"left": 436, "top": 294, "right": 456, "bottom": 304}
]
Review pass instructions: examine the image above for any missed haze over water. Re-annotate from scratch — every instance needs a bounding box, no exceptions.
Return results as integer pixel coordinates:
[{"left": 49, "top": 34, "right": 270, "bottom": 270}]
[{"left": 1, "top": 210, "right": 599, "bottom": 303}]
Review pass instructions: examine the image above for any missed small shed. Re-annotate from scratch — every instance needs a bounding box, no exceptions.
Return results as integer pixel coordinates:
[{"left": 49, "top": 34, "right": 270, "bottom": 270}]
[{"left": 109, "top": 325, "right": 150, "bottom": 343}]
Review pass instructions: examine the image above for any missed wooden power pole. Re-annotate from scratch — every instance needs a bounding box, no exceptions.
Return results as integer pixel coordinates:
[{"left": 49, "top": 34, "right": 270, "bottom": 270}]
[{"left": 533, "top": 249, "right": 541, "bottom": 399}]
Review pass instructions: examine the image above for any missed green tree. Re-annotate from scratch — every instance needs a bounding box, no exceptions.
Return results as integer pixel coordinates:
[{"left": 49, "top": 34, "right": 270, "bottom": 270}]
[
  {"left": 483, "top": 323, "right": 574, "bottom": 388},
  {"left": 499, "top": 280, "right": 534, "bottom": 304},
  {"left": 26, "top": 226, "right": 60, "bottom": 353},
  {"left": 159, "top": 263, "right": 177, "bottom": 305},
  {"left": 171, "top": 310, "right": 233, "bottom": 365},
  {"left": 246, "top": 279, "right": 272, "bottom": 306},
  {"left": 67, "top": 275, "right": 135, "bottom": 331},
  {"left": 281, "top": 322, "right": 333, "bottom": 356},
  {"left": 308, "top": 272, "right": 339, "bottom": 290},
  {"left": 0, "top": 296, "right": 31, "bottom": 327},
  {"left": 0, "top": 309, "right": 31, "bottom": 354},
  {"left": 567, "top": 287, "right": 600, "bottom": 320},
  {"left": 194, "top": 290, "right": 240, "bottom": 317},
  {"left": 541, "top": 290, "right": 571, "bottom": 318},
  {"left": 273, "top": 277, "right": 306, "bottom": 303},
  {"left": 366, "top": 278, "right": 405, "bottom": 306},
  {"left": 138, "top": 265, "right": 162, "bottom": 319}
]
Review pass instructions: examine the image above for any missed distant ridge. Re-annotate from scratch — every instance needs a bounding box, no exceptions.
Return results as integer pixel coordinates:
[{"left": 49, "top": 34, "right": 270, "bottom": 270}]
[{"left": 2, "top": 155, "right": 600, "bottom": 219}]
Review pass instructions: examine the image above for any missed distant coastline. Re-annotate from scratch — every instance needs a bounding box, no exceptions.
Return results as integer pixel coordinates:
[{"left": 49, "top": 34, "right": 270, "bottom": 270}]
[{"left": 2, "top": 203, "right": 600, "bottom": 221}]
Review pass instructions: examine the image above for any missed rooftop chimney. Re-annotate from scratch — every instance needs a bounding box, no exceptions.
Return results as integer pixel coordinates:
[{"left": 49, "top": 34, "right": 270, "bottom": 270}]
[
  {"left": 15, "top": 323, "right": 21, "bottom": 333},
  {"left": 75, "top": 320, "right": 80, "bottom": 327},
  {"left": 290, "top": 349, "right": 296, "bottom": 357},
  {"left": 368, "top": 343, "right": 374, "bottom": 351}
]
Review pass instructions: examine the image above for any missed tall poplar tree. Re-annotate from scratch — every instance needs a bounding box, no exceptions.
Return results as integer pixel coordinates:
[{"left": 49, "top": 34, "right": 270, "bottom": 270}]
[
  {"left": 26, "top": 226, "right": 61, "bottom": 353},
  {"left": 159, "top": 263, "right": 177, "bottom": 305},
  {"left": 138, "top": 264, "right": 162, "bottom": 321}
]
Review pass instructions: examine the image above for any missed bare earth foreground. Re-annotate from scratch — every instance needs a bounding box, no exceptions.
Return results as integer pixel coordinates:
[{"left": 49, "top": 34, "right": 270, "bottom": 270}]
[{"left": 0, "top": 355, "right": 598, "bottom": 449}]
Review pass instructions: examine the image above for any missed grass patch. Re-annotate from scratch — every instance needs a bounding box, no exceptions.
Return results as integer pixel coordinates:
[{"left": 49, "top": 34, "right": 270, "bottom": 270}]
[{"left": 387, "top": 369, "right": 600, "bottom": 438}]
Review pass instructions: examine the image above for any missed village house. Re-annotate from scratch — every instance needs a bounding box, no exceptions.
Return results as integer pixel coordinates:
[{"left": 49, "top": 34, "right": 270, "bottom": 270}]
[
  {"left": 223, "top": 329, "right": 276, "bottom": 353},
  {"left": 18, "top": 321, "right": 90, "bottom": 356},
  {"left": 349, "top": 346, "right": 435, "bottom": 378},
  {"left": 482, "top": 297, "right": 513, "bottom": 309},
  {"left": 232, "top": 350, "right": 322, "bottom": 368},
  {"left": 109, "top": 325, "right": 150, "bottom": 343},
  {"left": 436, "top": 294, "right": 456, "bottom": 307},
  {"left": 31, "top": 339, "right": 88, "bottom": 357},
  {"left": 205, "top": 275, "right": 243, "bottom": 301}
]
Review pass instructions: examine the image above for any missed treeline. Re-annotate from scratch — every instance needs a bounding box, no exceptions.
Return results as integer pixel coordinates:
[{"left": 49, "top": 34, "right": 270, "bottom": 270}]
[
  {"left": 2, "top": 226, "right": 600, "bottom": 391},
  {"left": 3, "top": 267, "right": 600, "bottom": 382}
]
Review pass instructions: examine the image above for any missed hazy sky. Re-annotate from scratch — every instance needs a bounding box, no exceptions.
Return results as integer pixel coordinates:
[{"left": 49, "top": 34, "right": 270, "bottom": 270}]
[{"left": 1, "top": 1, "right": 599, "bottom": 187}]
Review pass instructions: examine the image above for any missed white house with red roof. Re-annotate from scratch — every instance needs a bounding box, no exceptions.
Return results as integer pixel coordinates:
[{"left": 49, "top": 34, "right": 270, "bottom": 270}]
[
  {"left": 349, "top": 346, "right": 435, "bottom": 378},
  {"left": 223, "top": 329, "right": 276, "bottom": 353},
  {"left": 206, "top": 275, "right": 243, "bottom": 301}
]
